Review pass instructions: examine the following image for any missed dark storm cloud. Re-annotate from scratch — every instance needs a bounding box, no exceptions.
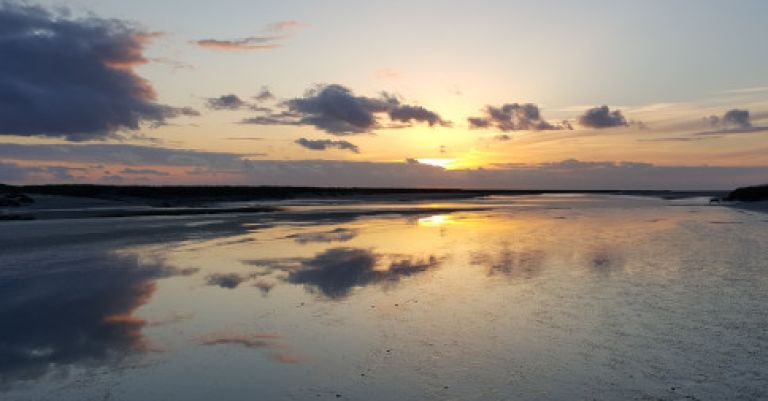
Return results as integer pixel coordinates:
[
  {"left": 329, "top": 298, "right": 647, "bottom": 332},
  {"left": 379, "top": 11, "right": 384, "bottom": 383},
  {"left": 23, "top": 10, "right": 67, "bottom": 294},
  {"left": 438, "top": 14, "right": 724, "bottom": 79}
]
[
  {"left": 578, "top": 106, "right": 629, "bottom": 128},
  {"left": 468, "top": 103, "right": 568, "bottom": 132},
  {"left": 0, "top": 252, "right": 192, "bottom": 385},
  {"left": 295, "top": 138, "right": 360, "bottom": 153},
  {"left": 0, "top": 2, "right": 194, "bottom": 140},
  {"left": 242, "top": 84, "right": 448, "bottom": 135},
  {"left": 206, "top": 94, "right": 248, "bottom": 110}
]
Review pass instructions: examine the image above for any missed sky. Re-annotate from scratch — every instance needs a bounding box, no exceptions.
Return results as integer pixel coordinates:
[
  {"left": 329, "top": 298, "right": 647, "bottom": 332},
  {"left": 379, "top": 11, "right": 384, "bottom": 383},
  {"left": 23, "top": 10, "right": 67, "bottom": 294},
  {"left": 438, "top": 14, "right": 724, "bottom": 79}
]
[{"left": 1, "top": 0, "right": 768, "bottom": 189}]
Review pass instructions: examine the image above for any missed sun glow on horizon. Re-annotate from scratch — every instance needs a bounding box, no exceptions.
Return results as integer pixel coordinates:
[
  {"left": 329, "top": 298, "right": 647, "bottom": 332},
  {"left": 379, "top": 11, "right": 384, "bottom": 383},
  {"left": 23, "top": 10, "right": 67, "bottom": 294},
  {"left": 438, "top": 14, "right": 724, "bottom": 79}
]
[{"left": 416, "top": 158, "right": 455, "bottom": 169}]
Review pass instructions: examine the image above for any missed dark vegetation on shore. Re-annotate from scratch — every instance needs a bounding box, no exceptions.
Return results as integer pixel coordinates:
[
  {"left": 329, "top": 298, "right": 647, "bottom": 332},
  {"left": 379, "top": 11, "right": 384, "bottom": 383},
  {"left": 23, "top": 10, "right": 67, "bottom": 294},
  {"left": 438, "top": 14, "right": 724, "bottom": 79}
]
[
  {"left": 725, "top": 184, "right": 768, "bottom": 202},
  {"left": 0, "top": 184, "right": 723, "bottom": 205}
]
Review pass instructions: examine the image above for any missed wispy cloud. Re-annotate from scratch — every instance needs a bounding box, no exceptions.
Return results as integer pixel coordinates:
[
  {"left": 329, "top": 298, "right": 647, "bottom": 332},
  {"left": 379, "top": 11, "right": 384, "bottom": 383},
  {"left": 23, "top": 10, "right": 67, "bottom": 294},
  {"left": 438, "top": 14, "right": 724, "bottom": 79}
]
[{"left": 195, "top": 20, "right": 303, "bottom": 51}]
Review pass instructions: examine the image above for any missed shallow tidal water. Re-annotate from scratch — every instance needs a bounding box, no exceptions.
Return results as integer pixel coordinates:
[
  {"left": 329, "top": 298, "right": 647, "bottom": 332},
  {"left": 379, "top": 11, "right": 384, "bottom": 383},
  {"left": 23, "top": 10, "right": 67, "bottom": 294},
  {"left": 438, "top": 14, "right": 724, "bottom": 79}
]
[{"left": 1, "top": 195, "right": 766, "bottom": 401}]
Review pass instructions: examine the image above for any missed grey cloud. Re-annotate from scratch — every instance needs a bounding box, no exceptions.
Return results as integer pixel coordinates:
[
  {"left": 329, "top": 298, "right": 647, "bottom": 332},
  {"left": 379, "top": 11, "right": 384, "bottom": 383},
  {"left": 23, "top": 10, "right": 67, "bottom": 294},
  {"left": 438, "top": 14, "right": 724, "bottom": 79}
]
[
  {"left": 242, "top": 84, "right": 447, "bottom": 135},
  {"left": 101, "top": 174, "right": 124, "bottom": 183},
  {"left": 286, "top": 248, "right": 441, "bottom": 299},
  {"left": 239, "top": 159, "right": 768, "bottom": 190},
  {"left": 295, "top": 138, "right": 359, "bottom": 153},
  {"left": 206, "top": 94, "right": 248, "bottom": 110},
  {"left": 468, "top": 103, "right": 567, "bottom": 132},
  {"left": 120, "top": 168, "right": 170, "bottom": 176},
  {"left": 0, "top": 2, "right": 194, "bottom": 140},
  {"left": 470, "top": 244, "right": 546, "bottom": 279},
  {"left": 206, "top": 273, "right": 248, "bottom": 289},
  {"left": 253, "top": 87, "right": 275, "bottom": 102},
  {"left": 389, "top": 105, "right": 449, "bottom": 127},
  {"left": 0, "top": 252, "right": 192, "bottom": 385},
  {"left": 0, "top": 143, "right": 248, "bottom": 169},
  {"left": 578, "top": 106, "right": 629, "bottom": 128},
  {"left": 722, "top": 109, "right": 751, "bottom": 129},
  {"left": 695, "top": 109, "right": 768, "bottom": 136},
  {"left": 0, "top": 161, "right": 36, "bottom": 182},
  {"left": 0, "top": 161, "right": 86, "bottom": 183},
  {"left": 287, "top": 228, "right": 358, "bottom": 244}
]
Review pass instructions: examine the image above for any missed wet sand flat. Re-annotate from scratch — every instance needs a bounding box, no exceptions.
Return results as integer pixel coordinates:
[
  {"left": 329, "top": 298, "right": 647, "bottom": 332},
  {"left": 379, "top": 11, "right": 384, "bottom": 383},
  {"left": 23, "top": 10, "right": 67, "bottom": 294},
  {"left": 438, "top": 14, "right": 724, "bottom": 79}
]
[{"left": 0, "top": 195, "right": 766, "bottom": 401}]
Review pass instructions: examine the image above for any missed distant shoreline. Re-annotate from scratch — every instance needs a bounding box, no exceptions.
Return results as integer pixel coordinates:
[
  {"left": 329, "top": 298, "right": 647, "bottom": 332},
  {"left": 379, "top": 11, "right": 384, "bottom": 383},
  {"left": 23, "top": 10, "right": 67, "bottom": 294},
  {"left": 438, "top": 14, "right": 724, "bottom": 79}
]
[
  {"left": 0, "top": 184, "right": 727, "bottom": 205},
  {"left": 0, "top": 184, "right": 731, "bottom": 221}
]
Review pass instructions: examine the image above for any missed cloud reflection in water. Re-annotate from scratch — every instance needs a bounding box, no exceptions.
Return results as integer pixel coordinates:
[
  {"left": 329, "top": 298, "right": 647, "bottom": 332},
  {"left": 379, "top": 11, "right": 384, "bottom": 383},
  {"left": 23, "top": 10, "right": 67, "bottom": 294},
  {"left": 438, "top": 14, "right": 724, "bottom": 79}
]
[
  {"left": 0, "top": 253, "right": 195, "bottom": 386},
  {"left": 244, "top": 247, "right": 442, "bottom": 299}
]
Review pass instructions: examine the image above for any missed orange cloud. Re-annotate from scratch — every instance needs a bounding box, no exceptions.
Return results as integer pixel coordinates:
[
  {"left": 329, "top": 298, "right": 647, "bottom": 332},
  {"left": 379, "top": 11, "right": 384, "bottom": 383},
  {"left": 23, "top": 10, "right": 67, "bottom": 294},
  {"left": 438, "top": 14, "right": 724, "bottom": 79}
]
[{"left": 195, "top": 37, "right": 282, "bottom": 51}]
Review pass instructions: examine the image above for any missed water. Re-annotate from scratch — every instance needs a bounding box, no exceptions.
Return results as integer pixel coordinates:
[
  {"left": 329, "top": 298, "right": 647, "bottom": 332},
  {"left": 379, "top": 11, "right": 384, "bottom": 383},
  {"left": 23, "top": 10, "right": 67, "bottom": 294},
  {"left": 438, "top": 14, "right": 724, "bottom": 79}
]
[{"left": 1, "top": 195, "right": 766, "bottom": 400}]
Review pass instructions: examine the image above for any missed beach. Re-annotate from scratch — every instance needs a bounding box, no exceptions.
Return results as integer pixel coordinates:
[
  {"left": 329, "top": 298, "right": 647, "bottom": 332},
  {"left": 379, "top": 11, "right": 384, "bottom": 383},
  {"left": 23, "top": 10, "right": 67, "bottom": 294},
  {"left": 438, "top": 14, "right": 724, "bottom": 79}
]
[{"left": 1, "top": 194, "right": 766, "bottom": 401}]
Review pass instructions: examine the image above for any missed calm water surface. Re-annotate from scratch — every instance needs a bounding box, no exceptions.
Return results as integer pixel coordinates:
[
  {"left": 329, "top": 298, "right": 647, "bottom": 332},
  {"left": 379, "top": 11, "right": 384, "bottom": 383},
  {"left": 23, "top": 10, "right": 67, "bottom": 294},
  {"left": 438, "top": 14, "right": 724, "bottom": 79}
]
[{"left": 1, "top": 195, "right": 766, "bottom": 400}]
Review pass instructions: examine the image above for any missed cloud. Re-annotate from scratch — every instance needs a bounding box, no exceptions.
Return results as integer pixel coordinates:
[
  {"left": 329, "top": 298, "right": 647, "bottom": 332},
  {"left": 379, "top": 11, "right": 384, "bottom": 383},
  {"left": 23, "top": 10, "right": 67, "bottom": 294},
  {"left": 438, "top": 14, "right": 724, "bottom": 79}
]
[
  {"left": 3, "top": 142, "right": 768, "bottom": 189},
  {"left": 376, "top": 68, "right": 401, "bottom": 80},
  {"left": 0, "top": 252, "right": 192, "bottom": 385},
  {"left": 389, "top": 104, "right": 450, "bottom": 127},
  {"left": 578, "top": 106, "right": 629, "bottom": 128},
  {"left": 295, "top": 138, "right": 359, "bottom": 153},
  {"left": 120, "top": 168, "right": 170, "bottom": 176},
  {"left": 0, "top": 143, "right": 248, "bottom": 169},
  {"left": 150, "top": 57, "right": 194, "bottom": 71},
  {"left": 266, "top": 20, "right": 302, "bottom": 32},
  {"left": 253, "top": 87, "right": 275, "bottom": 102},
  {"left": 468, "top": 103, "right": 568, "bottom": 132},
  {"left": 237, "top": 159, "right": 768, "bottom": 190},
  {"left": 199, "top": 331, "right": 300, "bottom": 364},
  {"left": 0, "top": 2, "right": 194, "bottom": 140},
  {"left": 693, "top": 109, "right": 768, "bottom": 136},
  {"left": 470, "top": 243, "right": 545, "bottom": 279},
  {"left": 285, "top": 248, "right": 441, "bottom": 299},
  {"left": 195, "top": 36, "right": 281, "bottom": 51},
  {"left": 206, "top": 89, "right": 274, "bottom": 112},
  {"left": 206, "top": 94, "right": 248, "bottom": 110},
  {"left": 722, "top": 109, "right": 752, "bottom": 129},
  {"left": 195, "top": 20, "right": 301, "bottom": 51},
  {"left": 0, "top": 161, "right": 89, "bottom": 183},
  {"left": 287, "top": 228, "right": 358, "bottom": 244},
  {"left": 206, "top": 273, "right": 248, "bottom": 289},
  {"left": 242, "top": 84, "right": 448, "bottom": 135}
]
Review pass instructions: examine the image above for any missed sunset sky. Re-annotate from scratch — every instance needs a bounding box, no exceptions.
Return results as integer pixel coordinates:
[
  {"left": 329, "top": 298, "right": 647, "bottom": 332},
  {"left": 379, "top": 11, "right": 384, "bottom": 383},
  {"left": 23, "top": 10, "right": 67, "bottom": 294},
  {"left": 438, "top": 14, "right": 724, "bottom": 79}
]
[{"left": 2, "top": 0, "right": 768, "bottom": 188}]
